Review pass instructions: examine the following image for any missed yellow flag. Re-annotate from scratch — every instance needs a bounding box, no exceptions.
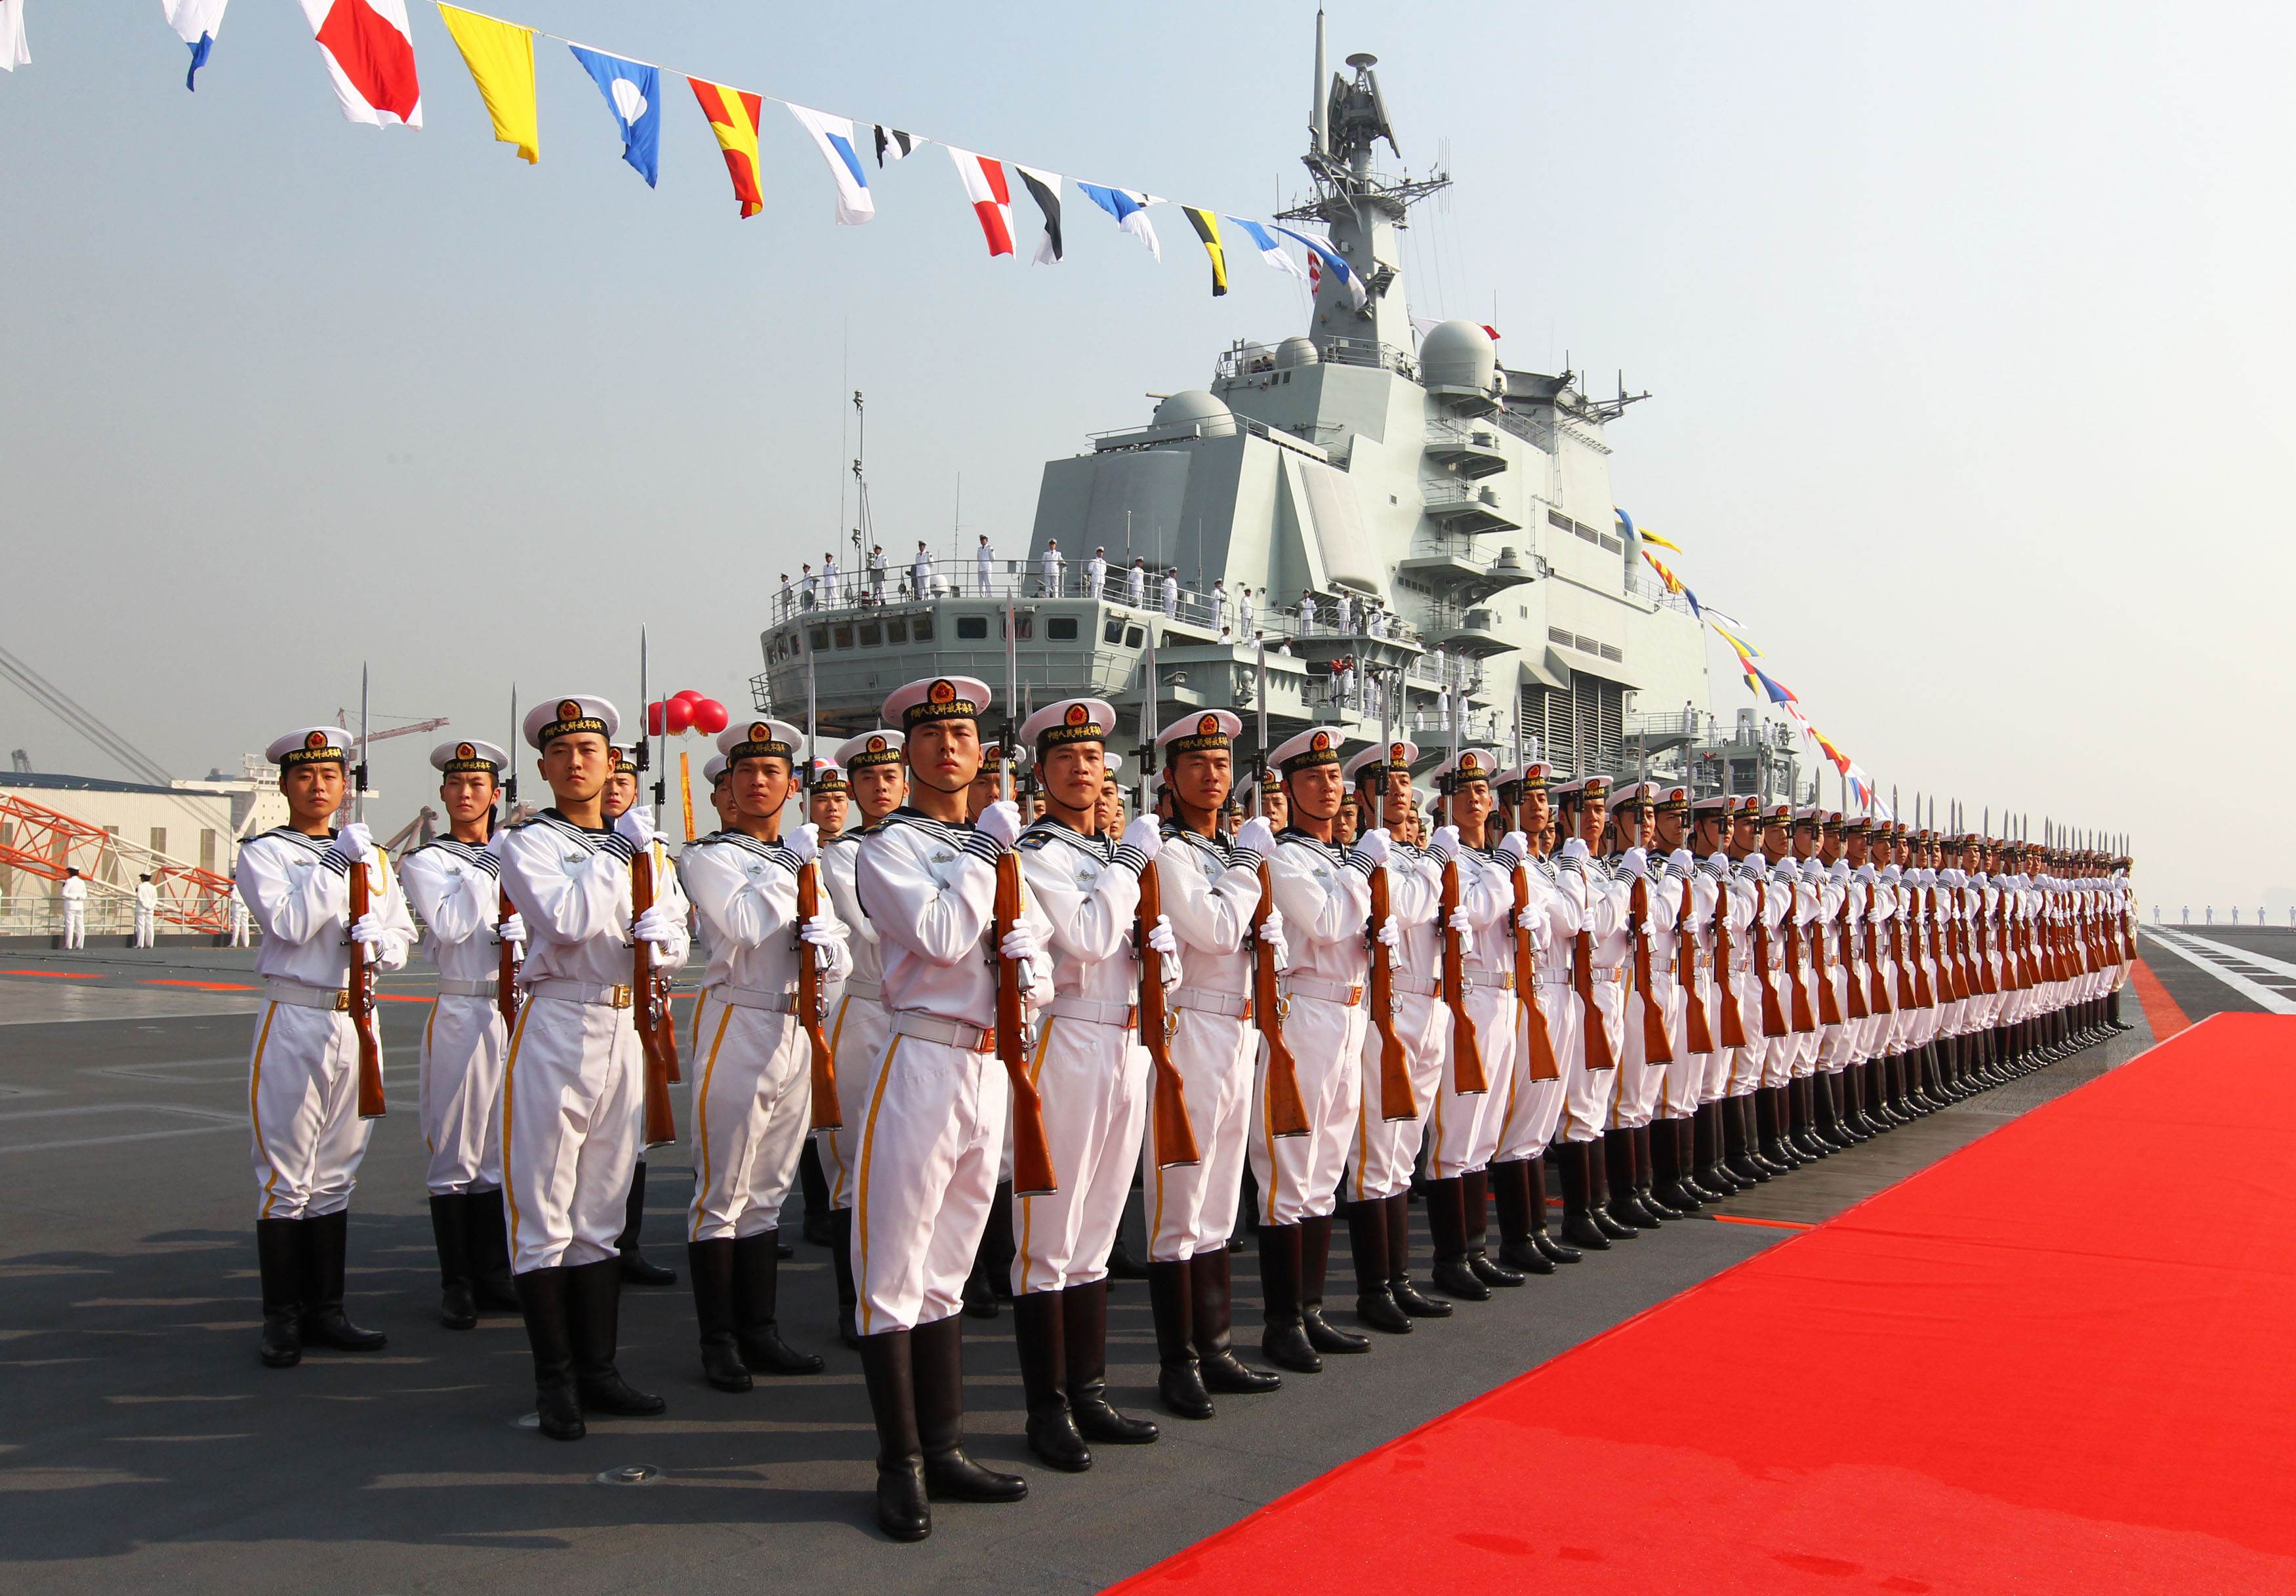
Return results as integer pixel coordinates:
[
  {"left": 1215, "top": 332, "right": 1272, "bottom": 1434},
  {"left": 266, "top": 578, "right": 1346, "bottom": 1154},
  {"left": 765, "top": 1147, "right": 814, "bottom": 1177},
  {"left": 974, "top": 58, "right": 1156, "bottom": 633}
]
[{"left": 438, "top": 5, "right": 538, "bottom": 164}]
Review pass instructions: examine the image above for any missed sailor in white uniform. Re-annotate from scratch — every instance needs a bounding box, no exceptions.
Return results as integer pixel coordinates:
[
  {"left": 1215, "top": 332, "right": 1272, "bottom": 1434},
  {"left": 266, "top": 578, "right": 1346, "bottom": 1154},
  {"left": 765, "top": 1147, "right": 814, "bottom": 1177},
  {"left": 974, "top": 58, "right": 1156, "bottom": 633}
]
[
  {"left": 1550, "top": 776, "right": 1635, "bottom": 1248},
  {"left": 678, "top": 718, "right": 850, "bottom": 1393},
  {"left": 398, "top": 737, "right": 523, "bottom": 1330},
  {"left": 849, "top": 675, "right": 1047, "bottom": 1540},
  {"left": 495, "top": 696, "right": 689, "bottom": 1442},
  {"left": 134, "top": 874, "right": 159, "bottom": 947},
  {"left": 1039, "top": 539, "right": 1066, "bottom": 596},
  {"left": 238, "top": 725, "right": 415, "bottom": 1370},
  {"left": 1488, "top": 762, "right": 1580, "bottom": 1269},
  {"left": 60, "top": 867, "right": 87, "bottom": 949}
]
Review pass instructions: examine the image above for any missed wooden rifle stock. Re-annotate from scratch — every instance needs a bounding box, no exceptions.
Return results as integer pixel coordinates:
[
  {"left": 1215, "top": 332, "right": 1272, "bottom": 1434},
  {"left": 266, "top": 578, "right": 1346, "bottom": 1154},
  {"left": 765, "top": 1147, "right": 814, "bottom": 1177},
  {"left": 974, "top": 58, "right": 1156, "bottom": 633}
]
[
  {"left": 348, "top": 854, "right": 385, "bottom": 1120},
  {"left": 1840, "top": 901, "right": 1869, "bottom": 1021},
  {"left": 1438, "top": 857, "right": 1486, "bottom": 1094},
  {"left": 631, "top": 848, "right": 678, "bottom": 1147},
  {"left": 1754, "top": 880, "right": 1788, "bottom": 1039},
  {"left": 1866, "top": 912, "right": 1893, "bottom": 1015},
  {"left": 1784, "top": 885, "right": 1816, "bottom": 1033},
  {"left": 1515, "top": 865, "right": 1559, "bottom": 1081},
  {"left": 797, "top": 859, "right": 842, "bottom": 1131},
  {"left": 496, "top": 890, "right": 520, "bottom": 1033},
  {"left": 1812, "top": 882, "right": 1844, "bottom": 1027},
  {"left": 994, "top": 849, "right": 1058, "bottom": 1197},
  {"left": 1978, "top": 892, "right": 2001, "bottom": 995},
  {"left": 1911, "top": 891, "right": 1936, "bottom": 1008},
  {"left": 1576, "top": 926, "right": 1616, "bottom": 1071},
  {"left": 1629, "top": 870, "right": 1673, "bottom": 1063},
  {"left": 1253, "top": 862, "right": 1310, "bottom": 1137},
  {"left": 1676, "top": 874, "right": 1714, "bottom": 1056},
  {"left": 1714, "top": 874, "right": 1748, "bottom": 1049},
  {"left": 1368, "top": 865, "right": 1418, "bottom": 1118},
  {"left": 1137, "top": 855, "right": 1200, "bottom": 1164}
]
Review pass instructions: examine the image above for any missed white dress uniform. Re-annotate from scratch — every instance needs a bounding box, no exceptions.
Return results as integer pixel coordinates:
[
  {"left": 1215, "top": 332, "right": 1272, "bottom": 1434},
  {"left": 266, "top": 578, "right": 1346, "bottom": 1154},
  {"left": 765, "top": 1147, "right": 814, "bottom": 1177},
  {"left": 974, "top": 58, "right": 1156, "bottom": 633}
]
[
  {"left": 1259, "top": 825, "right": 1371, "bottom": 1220},
  {"left": 1128, "top": 562, "right": 1147, "bottom": 607},
  {"left": 817, "top": 731, "right": 905, "bottom": 1221},
  {"left": 60, "top": 873, "right": 87, "bottom": 949},
  {"left": 1040, "top": 544, "right": 1065, "bottom": 596},
  {"left": 400, "top": 830, "right": 513, "bottom": 1199},
  {"left": 134, "top": 878, "right": 159, "bottom": 947},
  {"left": 1085, "top": 552, "right": 1108, "bottom": 599},
  {"left": 229, "top": 888, "right": 253, "bottom": 948},
  {"left": 1496, "top": 836, "right": 1573, "bottom": 1166},
  {"left": 1341, "top": 740, "right": 1437, "bottom": 1206},
  {"left": 1555, "top": 836, "right": 1628, "bottom": 1143}
]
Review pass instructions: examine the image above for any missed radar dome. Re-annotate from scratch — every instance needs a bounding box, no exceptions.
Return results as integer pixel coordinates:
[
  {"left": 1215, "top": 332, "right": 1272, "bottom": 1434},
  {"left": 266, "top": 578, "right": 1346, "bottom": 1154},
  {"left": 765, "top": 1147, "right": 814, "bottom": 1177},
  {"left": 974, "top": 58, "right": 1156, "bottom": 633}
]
[
  {"left": 1420, "top": 319, "right": 1497, "bottom": 392},
  {"left": 1153, "top": 390, "right": 1238, "bottom": 437},
  {"left": 1274, "top": 336, "right": 1320, "bottom": 369}
]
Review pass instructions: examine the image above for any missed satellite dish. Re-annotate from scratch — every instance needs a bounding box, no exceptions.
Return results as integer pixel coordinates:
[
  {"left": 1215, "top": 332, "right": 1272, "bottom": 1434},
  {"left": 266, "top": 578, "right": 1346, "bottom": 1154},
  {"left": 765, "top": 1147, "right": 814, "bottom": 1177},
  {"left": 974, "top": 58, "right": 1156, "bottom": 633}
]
[{"left": 1346, "top": 52, "right": 1378, "bottom": 69}]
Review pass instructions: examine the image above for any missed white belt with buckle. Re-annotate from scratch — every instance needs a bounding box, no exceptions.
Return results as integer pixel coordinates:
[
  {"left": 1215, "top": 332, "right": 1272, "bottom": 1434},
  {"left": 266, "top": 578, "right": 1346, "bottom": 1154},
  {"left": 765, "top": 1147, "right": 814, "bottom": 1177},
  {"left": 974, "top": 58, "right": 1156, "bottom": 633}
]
[
  {"left": 840, "top": 980, "right": 883, "bottom": 1004},
  {"left": 714, "top": 984, "right": 799, "bottom": 1013},
  {"left": 1584, "top": 964, "right": 1626, "bottom": 986},
  {"left": 437, "top": 977, "right": 499, "bottom": 998},
  {"left": 1391, "top": 973, "right": 1438, "bottom": 998},
  {"left": 531, "top": 977, "right": 634, "bottom": 1010},
  {"left": 1044, "top": 995, "right": 1138, "bottom": 1030},
  {"left": 266, "top": 979, "right": 350, "bottom": 1012},
  {"left": 1282, "top": 975, "right": 1363, "bottom": 1007},
  {"left": 888, "top": 1010, "right": 994, "bottom": 1054},
  {"left": 1466, "top": 966, "right": 1515, "bottom": 992},
  {"left": 1170, "top": 989, "right": 1250, "bottom": 1018}
]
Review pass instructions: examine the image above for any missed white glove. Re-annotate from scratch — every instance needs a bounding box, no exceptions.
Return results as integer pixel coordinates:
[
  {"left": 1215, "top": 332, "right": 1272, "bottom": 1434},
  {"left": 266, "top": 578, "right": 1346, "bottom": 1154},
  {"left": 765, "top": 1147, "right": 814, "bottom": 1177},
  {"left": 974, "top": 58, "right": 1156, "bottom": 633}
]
[
  {"left": 335, "top": 822, "right": 373, "bottom": 865},
  {"left": 1447, "top": 907, "right": 1477, "bottom": 960},
  {"left": 1259, "top": 909, "right": 1291, "bottom": 973},
  {"left": 799, "top": 912, "right": 846, "bottom": 949},
  {"left": 632, "top": 904, "right": 680, "bottom": 945},
  {"left": 1121, "top": 815, "right": 1164, "bottom": 861},
  {"left": 1559, "top": 837, "right": 1590, "bottom": 863},
  {"left": 497, "top": 913, "right": 527, "bottom": 947},
  {"left": 998, "top": 924, "right": 1042, "bottom": 964},
  {"left": 785, "top": 823, "right": 820, "bottom": 867},
  {"left": 1376, "top": 917, "right": 1402, "bottom": 949},
  {"left": 1236, "top": 817, "right": 1277, "bottom": 858},
  {"left": 975, "top": 800, "right": 1024, "bottom": 850},
  {"left": 1352, "top": 827, "right": 1392, "bottom": 869},
  {"left": 1620, "top": 846, "right": 1649, "bottom": 878},
  {"left": 1496, "top": 830, "right": 1529, "bottom": 871},
  {"left": 349, "top": 910, "right": 386, "bottom": 945},
  {"left": 1517, "top": 906, "right": 1546, "bottom": 935},
  {"left": 613, "top": 805, "right": 660, "bottom": 849},
  {"left": 1670, "top": 848, "right": 1695, "bottom": 874},
  {"left": 1147, "top": 914, "right": 1179, "bottom": 958},
  {"left": 1427, "top": 824, "right": 1460, "bottom": 864}
]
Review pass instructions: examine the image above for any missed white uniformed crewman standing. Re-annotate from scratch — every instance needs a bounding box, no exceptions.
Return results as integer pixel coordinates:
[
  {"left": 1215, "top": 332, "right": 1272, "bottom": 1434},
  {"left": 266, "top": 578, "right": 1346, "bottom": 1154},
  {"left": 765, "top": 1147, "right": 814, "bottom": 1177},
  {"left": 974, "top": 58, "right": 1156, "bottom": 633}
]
[
  {"left": 495, "top": 695, "right": 689, "bottom": 1443},
  {"left": 399, "top": 738, "right": 524, "bottom": 1332},
  {"left": 238, "top": 724, "right": 415, "bottom": 1370},
  {"left": 134, "top": 873, "right": 159, "bottom": 948},
  {"left": 678, "top": 718, "right": 851, "bottom": 1395},
  {"left": 59, "top": 867, "right": 87, "bottom": 949}
]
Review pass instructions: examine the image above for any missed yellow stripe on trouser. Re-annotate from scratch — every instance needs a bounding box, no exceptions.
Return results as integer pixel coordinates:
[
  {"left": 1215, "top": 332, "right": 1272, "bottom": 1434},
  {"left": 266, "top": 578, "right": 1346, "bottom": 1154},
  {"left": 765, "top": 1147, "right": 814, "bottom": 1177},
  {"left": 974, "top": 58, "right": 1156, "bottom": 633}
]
[
  {"left": 689, "top": 1000, "right": 737, "bottom": 1240},
  {"left": 499, "top": 1000, "right": 535, "bottom": 1261},
  {"left": 250, "top": 1003, "right": 279, "bottom": 1217},
  {"left": 1015, "top": 1018, "right": 1057, "bottom": 1291},
  {"left": 852, "top": 1035, "right": 901, "bottom": 1336}
]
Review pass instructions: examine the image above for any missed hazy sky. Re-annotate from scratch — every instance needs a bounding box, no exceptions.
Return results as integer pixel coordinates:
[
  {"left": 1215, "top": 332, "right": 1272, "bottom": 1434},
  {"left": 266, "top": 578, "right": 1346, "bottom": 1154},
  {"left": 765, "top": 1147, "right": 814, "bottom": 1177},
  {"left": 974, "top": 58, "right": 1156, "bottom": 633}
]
[{"left": 3, "top": 2, "right": 2288, "bottom": 910}]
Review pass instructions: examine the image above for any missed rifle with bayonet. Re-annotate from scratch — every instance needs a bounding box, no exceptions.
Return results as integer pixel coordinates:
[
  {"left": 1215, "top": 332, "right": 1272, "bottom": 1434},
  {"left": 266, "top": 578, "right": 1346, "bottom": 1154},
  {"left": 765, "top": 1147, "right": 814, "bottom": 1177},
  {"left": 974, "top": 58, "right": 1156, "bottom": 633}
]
[
  {"left": 1437, "top": 661, "right": 1486, "bottom": 1095},
  {"left": 800, "top": 636, "right": 841, "bottom": 1130},
  {"left": 1252, "top": 638, "right": 1310, "bottom": 1138},
  {"left": 634, "top": 631, "right": 678, "bottom": 1147},
  {"left": 350, "top": 665, "right": 386, "bottom": 1120},
  {"left": 497, "top": 686, "right": 522, "bottom": 1034},
  {"left": 1136, "top": 632, "right": 1200, "bottom": 1164},
  {"left": 1367, "top": 672, "right": 1418, "bottom": 1118},
  {"left": 996, "top": 601, "right": 1058, "bottom": 1196},
  {"left": 1510, "top": 710, "right": 1560, "bottom": 1081}
]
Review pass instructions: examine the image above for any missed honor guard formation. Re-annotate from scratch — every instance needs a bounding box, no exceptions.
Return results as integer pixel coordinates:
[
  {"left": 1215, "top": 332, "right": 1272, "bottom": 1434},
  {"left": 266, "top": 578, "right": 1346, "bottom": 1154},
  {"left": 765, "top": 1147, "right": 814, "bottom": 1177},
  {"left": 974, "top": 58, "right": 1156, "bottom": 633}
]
[{"left": 232, "top": 682, "right": 2139, "bottom": 1543}]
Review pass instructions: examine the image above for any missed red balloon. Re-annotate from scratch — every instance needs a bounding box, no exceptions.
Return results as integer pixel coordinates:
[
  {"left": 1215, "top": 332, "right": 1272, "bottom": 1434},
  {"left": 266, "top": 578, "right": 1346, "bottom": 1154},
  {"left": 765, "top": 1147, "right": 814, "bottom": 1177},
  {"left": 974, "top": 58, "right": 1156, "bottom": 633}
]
[
  {"left": 665, "top": 696, "right": 695, "bottom": 733},
  {"left": 646, "top": 701, "right": 665, "bottom": 737},
  {"left": 692, "top": 698, "right": 729, "bottom": 735},
  {"left": 673, "top": 688, "right": 704, "bottom": 704}
]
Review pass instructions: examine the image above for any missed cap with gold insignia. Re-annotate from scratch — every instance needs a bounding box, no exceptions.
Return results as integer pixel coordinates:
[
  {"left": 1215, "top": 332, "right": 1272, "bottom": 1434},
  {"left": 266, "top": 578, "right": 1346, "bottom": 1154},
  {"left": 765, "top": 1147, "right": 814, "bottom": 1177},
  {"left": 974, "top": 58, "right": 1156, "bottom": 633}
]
[
  {"left": 834, "top": 729, "right": 905, "bottom": 771},
  {"left": 268, "top": 726, "right": 352, "bottom": 769},
  {"left": 1555, "top": 773, "right": 1610, "bottom": 809},
  {"left": 430, "top": 738, "right": 508, "bottom": 777},
  {"left": 1843, "top": 812, "right": 1870, "bottom": 835},
  {"left": 1155, "top": 709, "right": 1242, "bottom": 764},
  {"left": 1019, "top": 697, "right": 1115, "bottom": 756},
  {"left": 1103, "top": 752, "right": 1126, "bottom": 777},
  {"left": 523, "top": 694, "right": 619, "bottom": 751},
  {"left": 977, "top": 741, "right": 1010, "bottom": 778},
  {"left": 607, "top": 745, "right": 639, "bottom": 777},
  {"left": 1793, "top": 805, "right": 1821, "bottom": 828},
  {"left": 1270, "top": 727, "right": 1346, "bottom": 776},
  {"left": 1343, "top": 737, "right": 1418, "bottom": 784},
  {"left": 1258, "top": 767, "right": 1283, "bottom": 793},
  {"left": 1761, "top": 801, "right": 1794, "bottom": 827},
  {"left": 804, "top": 757, "right": 848, "bottom": 793},
  {"left": 1431, "top": 747, "right": 1498, "bottom": 792},
  {"left": 703, "top": 754, "right": 729, "bottom": 788},
  {"left": 1607, "top": 779, "right": 1656, "bottom": 813},
  {"left": 882, "top": 675, "right": 991, "bottom": 732},
  {"left": 1655, "top": 783, "right": 1692, "bottom": 817},
  {"left": 1691, "top": 792, "right": 1731, "bottom": 819},
  {"left": 1503, "top": 760, "right": 1555, "bottom": 794},
  {"left": 717, "top": 718, "right": 802, "bottom": 766}
]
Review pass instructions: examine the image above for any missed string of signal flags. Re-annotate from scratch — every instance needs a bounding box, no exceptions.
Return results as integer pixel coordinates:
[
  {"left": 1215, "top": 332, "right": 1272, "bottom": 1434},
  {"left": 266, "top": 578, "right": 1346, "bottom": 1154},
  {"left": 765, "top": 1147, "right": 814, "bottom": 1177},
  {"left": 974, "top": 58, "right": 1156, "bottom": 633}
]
[{"left": 3, "top": 1, "right": 1370, "bottom": 307}]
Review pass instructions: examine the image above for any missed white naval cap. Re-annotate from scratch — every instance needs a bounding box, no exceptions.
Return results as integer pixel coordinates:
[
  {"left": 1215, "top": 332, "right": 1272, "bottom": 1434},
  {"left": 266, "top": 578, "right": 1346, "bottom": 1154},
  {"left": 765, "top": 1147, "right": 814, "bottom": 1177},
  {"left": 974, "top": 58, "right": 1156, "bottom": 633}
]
[
  {"left": 882, "top": 675, "right": 991, "bottom": 731},
  {"left": 1607, "top": 779, "right": 1656, "bottom": 812},
  {"left": 1155, "top": 709, "right": 1241, "bottom": 764},
  {"left": 1343, "top": 737, "right": 1418, "bottom": 783},
  {"left": 703, "top": 754, "right": 729, "bottom": 787},
  {"left": 1269, "top": 727, "right": 1347, "bottom": 775},
  {"left": 834, "top": 729, "right": 906, "bottom": 771},
  {"left": 1431, "top": 747, "right": 1499, "bottom": 790},
  {"left": 523, "top": 694, "right": 619, "bottom": 751},
  {"left": 430, "top": 737, "right": 509, "bottom": 775},
  {"left": 268, "top": 725, "right": 352, "bottom": 768},
  {"left": 1019, "top": 697, "right": 1117, "bottom": 754},
  {"left": 716, "top": 718, "right": 802, "bottom": 764},
  {"left": 1104, "top": 752, "right": 1125, "bottom": 777},
  {"left": 804, "top": 757, "right": 848, "bottom": 792}
]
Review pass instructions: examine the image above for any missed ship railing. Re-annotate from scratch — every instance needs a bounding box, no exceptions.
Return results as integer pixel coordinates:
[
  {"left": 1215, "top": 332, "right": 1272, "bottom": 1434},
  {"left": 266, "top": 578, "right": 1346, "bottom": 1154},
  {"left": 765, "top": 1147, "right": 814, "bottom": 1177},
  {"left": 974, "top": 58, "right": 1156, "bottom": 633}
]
[
  {"left": 1621, "top": 569, "right": 1700, "bottom": 616},
  {"left": 1298, "top": 675, "right": 1500, "bottom": 744},
  {"left": 1318, "top": 337, "right": 1418, "bottom": 379},
  {"left": 1487, "top": 407, "right": 1557, "bottom": 453},
  {"left": 1624, "top": 709, "right": 1719, "bottom": 745}
]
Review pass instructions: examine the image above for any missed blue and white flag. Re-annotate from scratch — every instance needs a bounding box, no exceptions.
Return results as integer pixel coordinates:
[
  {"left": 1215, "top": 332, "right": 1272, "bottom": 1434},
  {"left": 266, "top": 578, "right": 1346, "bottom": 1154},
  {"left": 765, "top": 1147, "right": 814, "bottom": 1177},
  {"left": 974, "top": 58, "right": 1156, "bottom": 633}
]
[
  {"left": 1272, "top": 224, "right": 1366, "bottom": 308},
  {"left": 786, "top": 104, "right": 873, "bottom": 225},
  {"left": 1226, "top": 217, "right": 1309, "bottom": 282},
  {"left": 568, "top": 43, "right": 661, "bottom": 187},
  {"left": 161, "top": 0, "right": 228, "bottom": 89},
  {"left": 1, "top": 0, "right": 30, "bottom": 72},
  {"left": 1077, "top": 182, "right": 1160, "bottom": 260}
]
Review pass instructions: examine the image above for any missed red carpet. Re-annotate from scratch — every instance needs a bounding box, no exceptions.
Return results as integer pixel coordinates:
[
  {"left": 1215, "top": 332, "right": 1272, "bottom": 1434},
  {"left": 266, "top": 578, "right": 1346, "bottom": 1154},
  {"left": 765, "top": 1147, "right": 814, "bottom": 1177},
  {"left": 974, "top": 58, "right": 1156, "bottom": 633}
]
[
  {"left": 1115, "top": 1015, "right": 2296, "bottom": 1596},
  {"left": 2129, "top": 954, "right": 2192, "bottom": 1042}
]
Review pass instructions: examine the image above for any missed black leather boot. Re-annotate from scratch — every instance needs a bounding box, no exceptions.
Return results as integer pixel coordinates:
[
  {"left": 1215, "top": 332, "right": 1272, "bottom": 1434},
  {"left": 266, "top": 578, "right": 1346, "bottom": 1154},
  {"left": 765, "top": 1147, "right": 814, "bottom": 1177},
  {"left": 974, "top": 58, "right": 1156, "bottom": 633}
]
[
  {"left": 1191, "top": 1249, "right": 1281, "bottom": 1393},
  {"left": 858, "top": 1328, "right": 930, "bottom": 1540},
  {"left": 1300, "top": 1214, "right": 1371, "bottom": 1352},
  {"left": 1065, "top": 1280, "right": 1158, "bottom": 1443},
  {"left": 617, "top": 1162, "right": 678, "bottom": 1286},
  {"left": 913, "top": 1313, "right": 1028, "bottom": 1503},
  {"left": 732, "top": 1230, "right": 821, "bottom": 1375},
  {"left": 299, "top": 1210, "right": 386, "bottom": 1351},
  {"left": 687, "top": 1238, "right": 752, "bottom": 1392},
  {"left": 830, "top": 1207, "right": 860, "bottom": 1349},
  {"left": 1723, "top": 1097, "right": 1769, "bottom": 1184},
  {"left": 1601, "top": 1129, "right": 1654, "bottom": 1230},
  {"left": 1756, "top": 1088, "right": 1800, "bottom": 1168},
  {"left": 1462, "top": 1168, "right": 1527, "bottom": 1284},
  {"left": 470, "top": 1187, "right": 521, "bottom": 1311},
  {"left": 1490, "top": 1158, "right": 1555, "bottom": 1273},
  {"left": 255, "top": 1218, "right": 304, "bottom": 1369},
  {"left": 1791, "top": 1078, "right": 1832, "bottom": 1158},
  {"left": 429, "top": 1194, "right": 478, "bottom": 1331},
  {"left": 1641, "top": 1123, "right": 1696, "bottom": 1215},
  {"left": 1258, "top": 1224, "right": 1321, "bottom": 1372},
  {"left": 1147, "top": 1259, "right": 1213, "bottom": 1418},
  {"left": 1555, "top": 1141, "right": 1614, "bottom": 1250},
  {"left": 798, "top": 1139, "right": 834, "bottom": 1247},
  {"left": 1426, "top": 1176, "right": 1495, "bottom": 1292},
  {"left": 1813, "top": 1075, "right": 1854, "bottom": 1149},
  {"left": 1679, "top": 1114, "right": 1726, "bottom": 1200},
  {"left": 513, "top": 1266, "right": 583, "bottom": 1441},
  {"left": 1344, "top": 1200, "right": 1413, "bottom": 1330},
  {"left": 1385, "top": 1189, "right": 1455, "bottom": 1309},
  {"left": 566, "top": 1257, "right": 665, "bottom": 1416},
  {"left": 1012, "top": 1289, "right": 1090, "bottom": 1471},
  {"left": 1525, "top": 1155, "right": 1581, "bottom": 1262}
]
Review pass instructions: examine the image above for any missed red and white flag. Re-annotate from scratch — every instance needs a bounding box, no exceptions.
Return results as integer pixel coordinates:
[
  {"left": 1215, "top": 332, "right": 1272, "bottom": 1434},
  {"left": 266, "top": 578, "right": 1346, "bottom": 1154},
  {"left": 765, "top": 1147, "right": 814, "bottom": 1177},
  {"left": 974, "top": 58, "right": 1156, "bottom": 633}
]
[
  {"left": 297, "top": 0, "right": 421, "bottom": 127},
  {"left": 945, "top": 145, "right": 1013, "bottom": 258}
]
